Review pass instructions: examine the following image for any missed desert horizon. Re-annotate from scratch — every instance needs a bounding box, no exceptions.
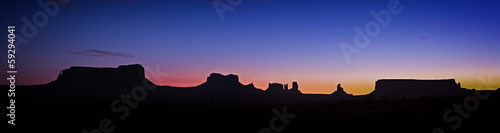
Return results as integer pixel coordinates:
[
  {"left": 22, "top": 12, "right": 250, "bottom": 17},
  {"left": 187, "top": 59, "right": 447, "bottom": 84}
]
[{"left": 5, "top": 63, "right": 499, "bottom": 96}]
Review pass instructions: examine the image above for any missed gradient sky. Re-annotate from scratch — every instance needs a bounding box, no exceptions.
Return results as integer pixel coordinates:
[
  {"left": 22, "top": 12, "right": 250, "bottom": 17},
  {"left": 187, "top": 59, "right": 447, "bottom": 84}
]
[{"left": 2, "top": 0, "right": 500, "bottom": 95}]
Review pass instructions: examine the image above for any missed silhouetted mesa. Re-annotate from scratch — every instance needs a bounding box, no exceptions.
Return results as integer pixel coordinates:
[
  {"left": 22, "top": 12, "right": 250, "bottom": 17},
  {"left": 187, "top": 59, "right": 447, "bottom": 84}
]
[
  {"left": 198, "top": 73, "right": 247, "bottom": 91},
  {"left": 370, "top": 79, "right": 469, "bottom": 98},
  {"left": 331, "top": 83, "right": 353, "bottom": 97},
  {"left": 265, "top": 81, "right": 302, "bottom": 95},
  {"left": 33, "top": 64, "right": 476, "bottom": 101},
  {"left": 190, "top": 73, "right": 267, "bottom": 98},
  {"left": 207, "top": 73, "right": 239, "bottom": 84},
  {"left": 49, "top": 64, "right": 149, "bottom": 96},
  {"left": 53, "top": 64, "right": 145, "bottom": 87},
  {"left": 290, "top": 81, "right": 301, "bottom": 93}
]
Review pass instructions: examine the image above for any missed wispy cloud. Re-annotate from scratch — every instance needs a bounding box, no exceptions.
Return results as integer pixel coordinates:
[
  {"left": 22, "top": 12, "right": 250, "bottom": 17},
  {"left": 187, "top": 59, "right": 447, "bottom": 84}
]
[
  {"left": 450, "top": 30, "right": 475, "bottom": 34},
  {"left": 417, "top": 36, "right": 428, "bottom": 40},
  {"left": 68, "top": 49, "right": 134, "bottom": 58}
]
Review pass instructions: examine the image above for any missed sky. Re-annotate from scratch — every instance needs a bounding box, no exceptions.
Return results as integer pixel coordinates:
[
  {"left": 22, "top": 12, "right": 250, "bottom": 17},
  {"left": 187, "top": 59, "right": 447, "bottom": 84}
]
[{"left": 2, "top": 0, "right": 500, "bottom": 95}]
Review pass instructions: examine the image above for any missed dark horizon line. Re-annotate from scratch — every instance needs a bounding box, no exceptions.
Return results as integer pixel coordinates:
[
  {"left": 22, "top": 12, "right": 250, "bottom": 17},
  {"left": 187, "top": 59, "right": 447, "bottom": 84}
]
[{"left": 3, "top": 64, "right": 499, "bottom": 94}]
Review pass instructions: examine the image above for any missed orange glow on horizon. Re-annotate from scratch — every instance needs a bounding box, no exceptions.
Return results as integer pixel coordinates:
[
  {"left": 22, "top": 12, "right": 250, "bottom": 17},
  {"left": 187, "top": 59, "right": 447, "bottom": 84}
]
[{"left": 147, "top": 74, "right": 500, "bottom": 95}]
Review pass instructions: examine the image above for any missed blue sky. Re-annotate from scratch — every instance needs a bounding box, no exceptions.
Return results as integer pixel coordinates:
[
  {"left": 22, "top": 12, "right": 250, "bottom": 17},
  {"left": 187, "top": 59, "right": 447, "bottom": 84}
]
[{"left": 2, "top": 0, "right": 499, "bottom": 94}]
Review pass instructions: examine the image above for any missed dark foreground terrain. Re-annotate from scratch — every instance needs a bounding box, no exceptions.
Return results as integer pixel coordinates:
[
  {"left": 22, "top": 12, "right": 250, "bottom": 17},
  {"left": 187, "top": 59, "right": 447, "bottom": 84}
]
[{"left": 6, "top": 84, "right": 500, "bottom": 133}]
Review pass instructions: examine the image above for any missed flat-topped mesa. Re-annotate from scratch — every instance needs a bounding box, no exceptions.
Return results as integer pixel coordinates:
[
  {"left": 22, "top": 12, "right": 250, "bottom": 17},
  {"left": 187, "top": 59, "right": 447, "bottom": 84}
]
[
  {"left": 54, "top": 64, "right": 145, "bottom": 88},
  {"left": 206, "top": 73, "right": 240, "bottom": 84},
  {"left": 199, "top": 73, "right": 246, "bottom": 90},
  {"left": 370, "top": 79, "right": 469, "bottom": 98}
]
